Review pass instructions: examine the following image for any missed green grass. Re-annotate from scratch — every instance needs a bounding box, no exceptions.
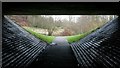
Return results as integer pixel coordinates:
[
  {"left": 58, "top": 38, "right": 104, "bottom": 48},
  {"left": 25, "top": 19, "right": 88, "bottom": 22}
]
[
  {"left": 65, "top": 34, "right": 84, "bottom": 43},
  {"left": 66, "top": 27, "right": 99, "bottom": 43},
  {"left": 24, "top": 28, "right": 55, "bottom": 44},
  {"left": 24, "top": 26, "right": 99, "bottom": 44},
  {"left": 65, "top": 32, "right": 89, "bottom": 43}
]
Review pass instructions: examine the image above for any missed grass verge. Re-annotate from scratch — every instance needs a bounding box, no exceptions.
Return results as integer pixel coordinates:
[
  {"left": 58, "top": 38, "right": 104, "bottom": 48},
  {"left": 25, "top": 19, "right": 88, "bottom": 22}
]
[
  {"left": 24, "top": 26, "right": 99, "bottom": 44},
  {"left": 66, "top": 27, "right": 99, "bottom": 43},
  {"left": 24, "top": 27, "right": 55, "bottom": 44}
]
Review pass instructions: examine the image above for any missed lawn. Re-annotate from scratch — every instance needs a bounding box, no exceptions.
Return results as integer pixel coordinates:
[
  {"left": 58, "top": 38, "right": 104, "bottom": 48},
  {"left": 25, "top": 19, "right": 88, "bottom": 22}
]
[
  {"left": 65, "top": 32, "right": 90, "bottom": 43},
  {"left": 24, "top": 27, "right": 55, "bottom": 44},
  {"left": 24, "top": 27, "right": 98, "bottom": 44},
  {"left": 65, "top": 28, "right": 98, "bottom": 43}
]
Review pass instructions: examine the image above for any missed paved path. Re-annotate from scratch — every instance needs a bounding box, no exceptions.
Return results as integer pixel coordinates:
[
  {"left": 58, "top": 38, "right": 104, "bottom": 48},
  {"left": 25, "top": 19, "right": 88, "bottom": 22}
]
[
  {"left": 52, "top": 36, "right": 69, "bottom": 46},
  {"left": 30, "top": 37, "right": 78, "bottom": 68}
]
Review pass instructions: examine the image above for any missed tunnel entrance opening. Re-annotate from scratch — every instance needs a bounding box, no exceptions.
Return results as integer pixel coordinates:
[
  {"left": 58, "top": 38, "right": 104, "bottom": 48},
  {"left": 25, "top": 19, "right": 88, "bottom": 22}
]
[
  {"left": 5, "top": 15, "right": 118, "bottom": 44},
  {"left": 2, "top": 2, "right": 120, "bottom": 68}
]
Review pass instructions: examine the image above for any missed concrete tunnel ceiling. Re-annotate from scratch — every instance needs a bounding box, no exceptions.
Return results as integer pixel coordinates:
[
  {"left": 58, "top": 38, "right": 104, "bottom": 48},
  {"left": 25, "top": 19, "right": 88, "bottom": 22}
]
[{"left": 2, "top": 2, "right": 120, "bottom": 15}]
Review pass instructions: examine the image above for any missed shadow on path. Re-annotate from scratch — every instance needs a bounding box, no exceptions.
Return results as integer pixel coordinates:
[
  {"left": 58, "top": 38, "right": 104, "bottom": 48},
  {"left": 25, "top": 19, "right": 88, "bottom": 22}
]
[{"left": 30, "top": 37, "right": 78, "bottom": 68}]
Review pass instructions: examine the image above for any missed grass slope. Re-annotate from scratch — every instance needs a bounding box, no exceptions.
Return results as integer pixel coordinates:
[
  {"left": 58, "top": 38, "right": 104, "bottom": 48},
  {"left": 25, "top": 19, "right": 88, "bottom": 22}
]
[
  {"left": 66, "top": 32, "right": 89, "bottom": 43},
  {"left": 66, "top": 28, "right": 98, "bottom": 43},
  {"left": 24, "top": 28, "right": 55, "bottom": 44},
  {"left": 24, "top": 26, "right": 98, "bottom": 44}
]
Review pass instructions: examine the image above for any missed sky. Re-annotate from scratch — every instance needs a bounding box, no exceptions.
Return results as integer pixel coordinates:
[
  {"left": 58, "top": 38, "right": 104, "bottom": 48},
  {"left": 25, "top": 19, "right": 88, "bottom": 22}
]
[{"left": 51, "top": 15, "right": 81, "bottom": 20}]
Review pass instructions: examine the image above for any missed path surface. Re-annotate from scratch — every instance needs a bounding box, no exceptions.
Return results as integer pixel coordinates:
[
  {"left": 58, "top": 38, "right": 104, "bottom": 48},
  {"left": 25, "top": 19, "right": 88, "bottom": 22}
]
[
  {"left": 30, "top": 37, "right": 78, "bottom": 68},
  {"left": 52, "top": 36, "right": 69, "bottom": 46}
]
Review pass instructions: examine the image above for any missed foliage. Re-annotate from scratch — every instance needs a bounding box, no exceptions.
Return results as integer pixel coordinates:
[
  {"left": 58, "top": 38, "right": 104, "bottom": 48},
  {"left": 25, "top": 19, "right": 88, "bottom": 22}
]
[
  {"left": 27, "top": 15, "right": 58, "bottom": 36},
  {"left": 61, "top": 27, "right": 74, "bottom": 36},
  {"left": 7, "top": 15, "right": 117, "bottom": 36}
]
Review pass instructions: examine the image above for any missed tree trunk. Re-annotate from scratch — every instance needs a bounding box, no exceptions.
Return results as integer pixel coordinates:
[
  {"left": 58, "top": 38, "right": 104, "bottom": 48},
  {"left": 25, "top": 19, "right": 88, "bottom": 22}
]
[
  {"left": 48, "top": 32, "right": 52, "bottom": 36},
  {"left": 48, "top": 29, "right": 53, "bottom": 36}
]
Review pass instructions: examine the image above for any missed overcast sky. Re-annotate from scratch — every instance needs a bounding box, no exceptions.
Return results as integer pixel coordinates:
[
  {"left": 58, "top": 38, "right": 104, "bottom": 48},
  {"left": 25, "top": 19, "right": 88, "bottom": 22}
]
[{"left": 52, "top": 15, "right": 80, "bottom": 20}]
